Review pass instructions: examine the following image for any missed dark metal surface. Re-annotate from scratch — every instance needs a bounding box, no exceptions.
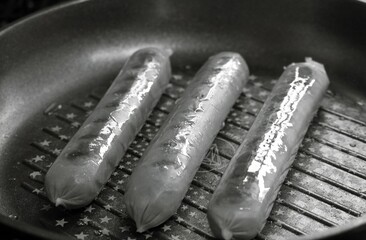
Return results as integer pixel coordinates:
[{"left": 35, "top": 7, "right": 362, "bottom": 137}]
[
  {"left": 0, "top": 0, "right": 65, "bottom": 27},
  {"left": 0, "top": 0, "right": 365, "bottom": 239},
  {"left": 14, "top": 72, "right": 366, "bottom": 240}
]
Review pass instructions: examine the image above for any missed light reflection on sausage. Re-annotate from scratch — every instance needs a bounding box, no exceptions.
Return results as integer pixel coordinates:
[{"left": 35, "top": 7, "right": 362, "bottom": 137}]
[
  {"left": 45, "top": 48, "right": 171, "bottom": 209},
  {"left": 207, "top": 59, "right": 329, "bottom": 240},
  {"left": 124, "top": 52, "right": 249, "bottom": 232}
]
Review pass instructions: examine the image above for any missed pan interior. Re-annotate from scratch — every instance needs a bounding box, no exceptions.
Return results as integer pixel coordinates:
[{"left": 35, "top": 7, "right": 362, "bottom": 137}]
[{"left": 0, "top": 0, "right": 365, "bottom": 239}]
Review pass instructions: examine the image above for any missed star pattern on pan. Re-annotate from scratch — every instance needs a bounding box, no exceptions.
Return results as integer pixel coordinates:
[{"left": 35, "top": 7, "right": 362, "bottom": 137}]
[
  {"left": 59, "top": 135, "right": 69, "bottom": 140},
  {"left": 275, "top": 209, "right": 285, "bottom": 216},
  {"left": 289, "top": 190, "right": 296, "bottom": 195},
  {"left": 258, "top": 90, "right": 268, "bottom": 97},
  {"left": 20, "top": 75, "right": 342, "bottom": 240},
  {"left": 32, "top": 188, "right": 42, "bottom": 195},
  {"left": 71, "top": 121, "right": 81, "bottom": 128},
  {"left": 75, "top": 232, "right": 88, "bottom": 240},
  {"left": 162, "top": 225, "right": 171, "bottom": 232},
  {"left": 171, "top": 235, "right": 181, "bottom": 240},
  {"left": 83, "top": 101, "right": 94, "bottom": 108},
  {"left": 51, "top": 126, "right": 62, "bottom": 132},
  {"left": 119, "top": 226, "right": 130, "bottom": 233},
  {"left": 144, "top": 233, "right": 153, "bottom": 239},
  {"left": 198, "top": 205, "right": 206, "bottom": 211},
  {"left": 66, "top": 113, "right": 77, "bottom": 119},
  {"left": 84, "top": 205, "right": 95, "bottom": 213},
  {"left": 39, "top": 140, "right": 51, "bottom": 146},
  {"left": 52, "top": 148, "right": 62, "bottom": 155},
  {"left": 117, "top": 179, "right": 124, "bottom": 184},
  {"left": 55, "top": 218, "right": 68, "bottom": 227},
  {"left": 29, "top": 171, "right": 41, "bottom": 179},
  {"left": 100, "top": 216, "right": 112, "bottom": 224},
  {"left": 100, "top": 228, "right": 110, "bottom": 236},
  {"left": 107, "top": 195, "right": 116, "bottom": 201},
  {"left": 103, "top": 204, "right": 112, "bottom": 210},
  {"left": 188, "top": 212, "right": 196, "bottom": 218},
  {"left": 79, "top": 216, "right": 91, "bottom": 225},
  {"left": 40, "top": 204, "right": 52, "bottom": 211},
  {"left": 32, "top": 155, "right": 45, "bottom": 162},
  {"left": 181, "top": 205, "right": 188, "bottom": 211}
]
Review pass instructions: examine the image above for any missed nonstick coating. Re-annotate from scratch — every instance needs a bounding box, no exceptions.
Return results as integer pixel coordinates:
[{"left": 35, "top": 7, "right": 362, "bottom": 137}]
[{"left": 0, "top": 0, "right": 365, "bottom": 239}]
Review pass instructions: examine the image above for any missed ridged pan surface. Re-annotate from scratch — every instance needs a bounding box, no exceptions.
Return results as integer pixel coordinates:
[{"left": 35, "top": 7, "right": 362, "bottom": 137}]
[
  {"left": 0, "top": 0, "right": 365, "bottom": 239},
  {"left": 15, "top": 70, "right": 366, "bottom": 240}
]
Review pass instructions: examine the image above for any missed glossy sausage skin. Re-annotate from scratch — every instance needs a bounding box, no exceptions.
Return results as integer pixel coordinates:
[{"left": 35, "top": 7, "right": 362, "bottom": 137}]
[
  {"left": 207, "top": 59, "right": 329, "bottom": 240},
  {"left": 45, "top": 48, "right": 171, "bottom": 209},
  {"left": 124, "top": 52, "right": 249, "bottom": 232}
]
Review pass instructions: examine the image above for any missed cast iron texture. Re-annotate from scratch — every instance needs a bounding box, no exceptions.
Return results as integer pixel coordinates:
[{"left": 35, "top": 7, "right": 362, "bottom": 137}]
[{"left": 0, "top": 0, "right": 365, "bottom": 239}]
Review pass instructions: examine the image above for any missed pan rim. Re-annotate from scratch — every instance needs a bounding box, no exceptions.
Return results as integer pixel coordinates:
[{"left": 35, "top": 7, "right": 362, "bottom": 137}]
[
  {"left": 0, "top": 0, "right": 88, "bottom": 36},
  {"left": 0, "top": 1, "right": 365, "bottom": 239}
]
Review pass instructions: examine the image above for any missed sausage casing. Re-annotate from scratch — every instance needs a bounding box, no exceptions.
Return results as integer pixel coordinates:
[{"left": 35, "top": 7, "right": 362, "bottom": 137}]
[
  {"left": 45, "top": 48, "right": 171, "bottom": 209},
  {"left": 207, "top": 59, "right": 329, "bottom": 240},
  {"left": 124, "top": 52, "right": 249, "bottom": 232}
]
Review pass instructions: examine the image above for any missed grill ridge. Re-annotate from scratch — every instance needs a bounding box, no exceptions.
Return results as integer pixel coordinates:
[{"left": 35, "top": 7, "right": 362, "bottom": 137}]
[{"left": 18, "top": 73, "right": 366, "bottom": 239}]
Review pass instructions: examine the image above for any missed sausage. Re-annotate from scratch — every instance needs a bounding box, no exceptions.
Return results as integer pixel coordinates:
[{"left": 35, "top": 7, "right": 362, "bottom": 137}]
[
  {"left": 124, "top": 52, "right": 249, "bottom": 232},
  {"left": 45, "top": 48, "right": 171, "bottom": 209},
  {"left": 207, "top": 58, "right": 330, "bottom": 240}
]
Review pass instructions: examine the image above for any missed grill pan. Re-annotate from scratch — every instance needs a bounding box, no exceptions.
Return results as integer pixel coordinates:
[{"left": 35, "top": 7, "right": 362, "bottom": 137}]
[{"left": 0, "top": 0, "right": 366, "bottom": 239}]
